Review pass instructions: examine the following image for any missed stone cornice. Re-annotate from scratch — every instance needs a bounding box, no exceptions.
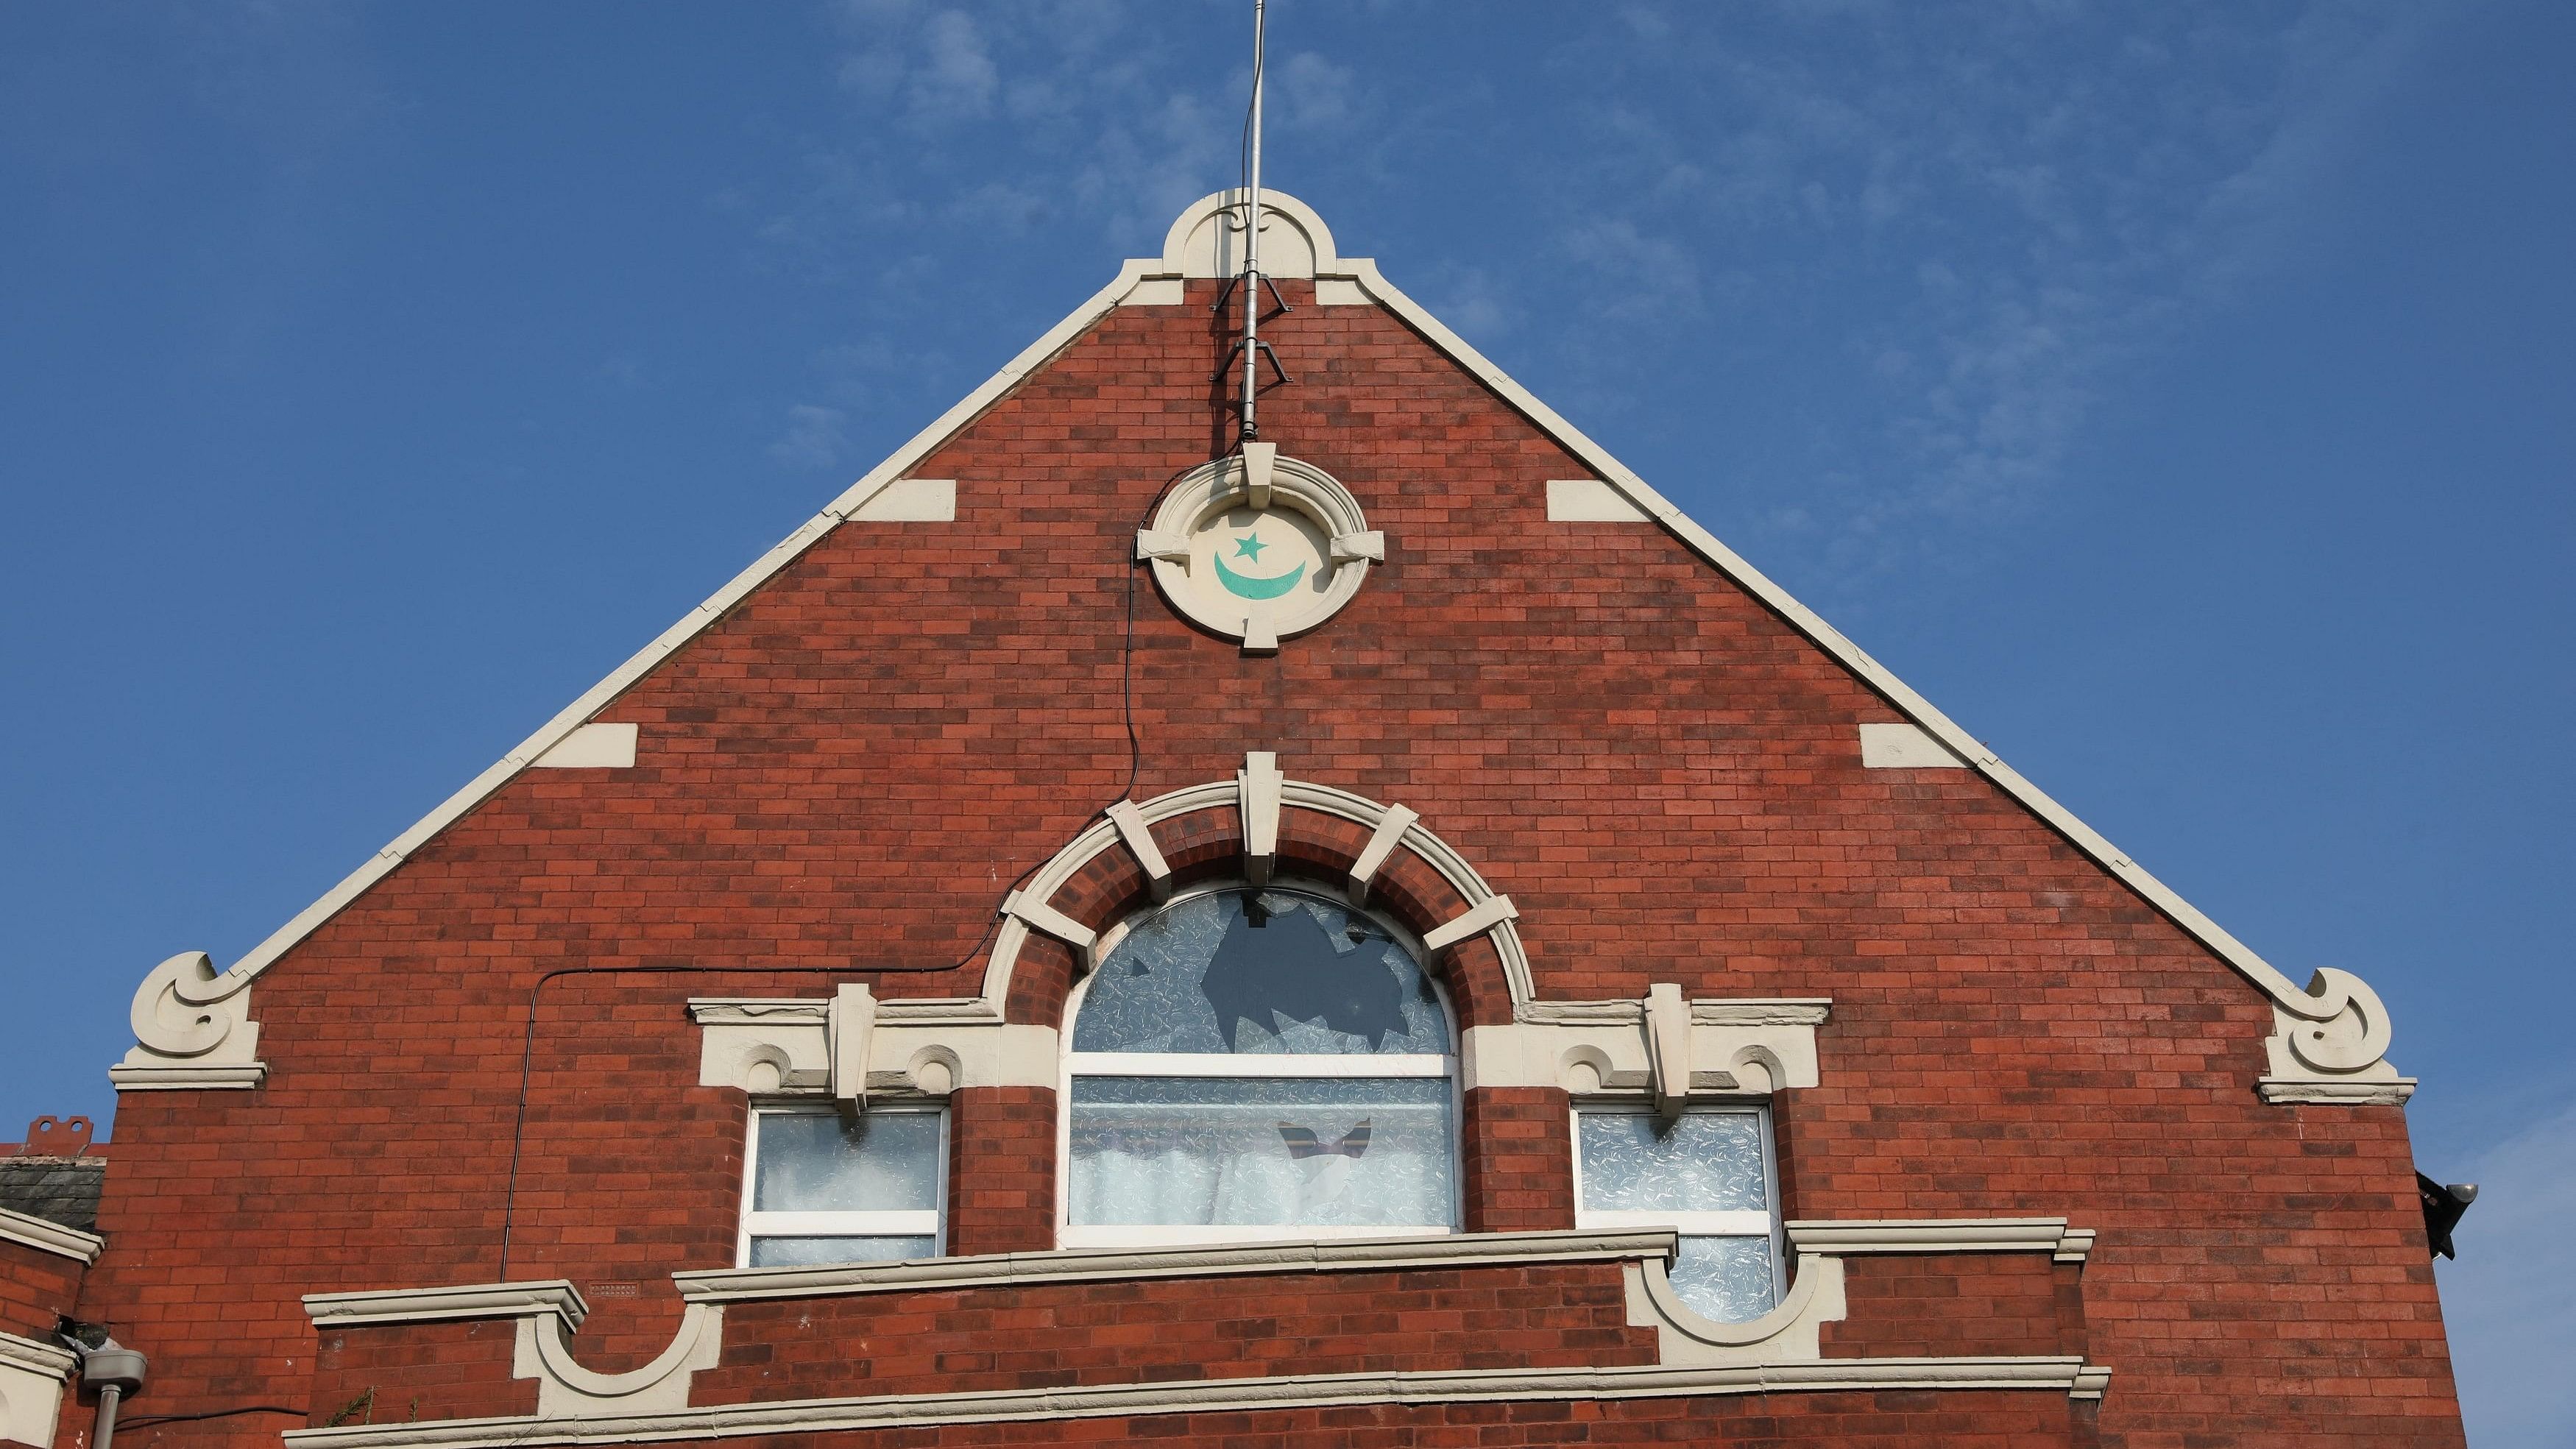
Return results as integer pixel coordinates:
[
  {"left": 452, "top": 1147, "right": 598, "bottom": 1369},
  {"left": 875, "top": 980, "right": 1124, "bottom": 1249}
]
[
  {"left": 303, "top": 1279, "right": 590, "bottom": 1331},
  {"left": 1515, "top": 999, "right": 1833, "bottom": 1027},
  {"left": 675, "top": 1228, "right": 1678, "bottom": 1304},
  {"left": 0, "top": 1205, "right": 103, "bottom": 1265},
  {"left": 0, "top": 1330, "right": 78, "bottom": 1378},
  {"left": 2257, "top": 1075, "right": 2417, "bottom": 1106},
  {"left": 281, "top": 1356, "right": 2109, "bottom": 1449},
  {"left": 1786, "top": 1218, "right": 2096, "bottom": 1264}
]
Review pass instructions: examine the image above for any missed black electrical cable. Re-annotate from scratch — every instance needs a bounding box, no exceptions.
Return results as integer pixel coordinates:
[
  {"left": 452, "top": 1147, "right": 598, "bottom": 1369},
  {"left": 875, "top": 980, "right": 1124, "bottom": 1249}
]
[
  {"left": 116, "top": 1406, "right": 308, "bottom": 1429},
  {"left": 494, "top": 467, "right": 1197, "bottom": 1277}
]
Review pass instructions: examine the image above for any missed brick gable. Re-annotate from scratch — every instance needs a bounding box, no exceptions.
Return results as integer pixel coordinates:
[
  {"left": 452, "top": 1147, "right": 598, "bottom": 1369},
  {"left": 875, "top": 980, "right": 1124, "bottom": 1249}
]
[{"left": 57, "top": 196, "right": 2461, "bottom": 1448}]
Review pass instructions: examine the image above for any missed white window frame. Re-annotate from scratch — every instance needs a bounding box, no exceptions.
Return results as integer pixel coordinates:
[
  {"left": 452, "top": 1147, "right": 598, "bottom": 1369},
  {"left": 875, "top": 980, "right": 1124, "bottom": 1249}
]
[
  {"left": 1571, "top": 1101, "right": 1787, "bottom": 1310},
  {"left": 738, "top": 1101, "right": 949, "bottom": 1268},
  {"left": 1058, "top": 880, "right": 1465, "bottom": 1250}
]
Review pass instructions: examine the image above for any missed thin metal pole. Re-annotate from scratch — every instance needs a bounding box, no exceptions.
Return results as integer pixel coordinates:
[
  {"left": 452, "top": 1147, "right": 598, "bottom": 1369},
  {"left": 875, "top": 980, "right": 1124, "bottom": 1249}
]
[
  {"left": 1241, "top": 0, "right": 1266, "bottom": 444},
  {"left": 96, "top": 1384, "right": 124, "bottom": 1449}
]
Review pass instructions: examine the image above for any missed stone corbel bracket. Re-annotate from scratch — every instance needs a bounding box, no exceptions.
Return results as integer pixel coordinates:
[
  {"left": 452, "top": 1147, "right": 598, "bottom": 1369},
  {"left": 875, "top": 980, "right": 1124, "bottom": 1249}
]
[
  {"left": 305, "top": 1280, "right": 722, "bottom": 1419},
  {"left": 1462, "top": 992, "right": 1830, "bottom": 1098},
  {"left": 2259, "top": 967, "right": 2415, "bottom": 1105},
  {"left": 690, "top": 996, "right": 1056, "bottom": 1098},
  {"left": 109, "top": 949, "right": 267, "bottom": 1091}
]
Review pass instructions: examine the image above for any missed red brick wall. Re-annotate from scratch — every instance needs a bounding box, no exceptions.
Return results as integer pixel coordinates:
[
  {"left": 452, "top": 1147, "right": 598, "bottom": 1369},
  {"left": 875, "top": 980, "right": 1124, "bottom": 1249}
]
[
  {"left": 1823, "top": 1253, "right": 2084, "bottom": 1360},
  {"left": 71, "top": 277, "right": 2463, "bottom": 1447},
  {"left": 943, "top": 1087, "right": 1053, "bottom": 1258},
  {"left": 308, "top": 1317, "right": 534, "bottom": 1426},
  {"left": 0, "top": 1234, "right": 83, "bottom": 1339},
  {"left": 696, "top": 1260, "right": 1648, "bottom": 1405},
  {"left": 1459, "top": 1088, "right": 1573, "bottom": 1234}
]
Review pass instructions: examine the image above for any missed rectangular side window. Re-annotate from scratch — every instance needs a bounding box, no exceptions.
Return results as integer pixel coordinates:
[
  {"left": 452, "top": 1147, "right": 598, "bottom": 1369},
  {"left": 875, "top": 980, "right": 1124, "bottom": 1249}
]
[
  {"left": 1572, "top": 1105, "right": 1783, "bottom": 1323},
  {"left": 740, "top": 1105, "right": 946, "bottom": 1268}
]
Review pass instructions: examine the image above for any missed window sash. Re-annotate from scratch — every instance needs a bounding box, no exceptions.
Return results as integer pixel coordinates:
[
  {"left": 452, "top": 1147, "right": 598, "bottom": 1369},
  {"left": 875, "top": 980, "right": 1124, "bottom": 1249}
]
[
  {"left": 1056, "top": 917, "right": 1464, "bottom": 1247},
  {"left": 1066, "top": 1052, "right": 1454, "bottom": 1078},
  {"left": 1578, "top": 1208, "right": 1773, "bottom": 1237},
  {"left": 1570, "top": 1104, "right": 1785, "bottom": 1319},
  {"left": 1061, "top": 1222, "right": 1455, "bottom": 1249},
  {"left": 740, "top": 1105, "right": 948, "bottom": 1267},
  {"left": 743, "top": 1209, "right": 941, "bottom": 1237}
]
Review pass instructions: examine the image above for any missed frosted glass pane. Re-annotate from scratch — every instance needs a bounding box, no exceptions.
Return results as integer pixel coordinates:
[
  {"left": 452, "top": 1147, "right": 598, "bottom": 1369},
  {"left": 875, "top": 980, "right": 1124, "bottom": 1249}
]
[
  {"left": 1069, "top": 1077, "right": 1457, "bottom": 1228},
  {"left": 754, "top": 1112, "right": 941, "bottom": 1213},
  {"left": 1671, "top": 1236, "right": 1778, "bottom": 1323},
  {"left": 747, "top": 1235, "right": 935, "bottom": 1268},
  {"left": 1577, "top": 1112, "right": 1768, "bottom": 1213},
  {"left": 1073, "top": 890, "right": 1449, "bottom": 1055}
]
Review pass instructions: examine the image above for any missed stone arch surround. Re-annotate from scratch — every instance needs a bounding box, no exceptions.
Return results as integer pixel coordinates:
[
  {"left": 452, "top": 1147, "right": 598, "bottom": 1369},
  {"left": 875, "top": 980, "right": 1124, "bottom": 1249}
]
[{"left": 983, "top": 759, "right": 1529, "bottom": 1031}]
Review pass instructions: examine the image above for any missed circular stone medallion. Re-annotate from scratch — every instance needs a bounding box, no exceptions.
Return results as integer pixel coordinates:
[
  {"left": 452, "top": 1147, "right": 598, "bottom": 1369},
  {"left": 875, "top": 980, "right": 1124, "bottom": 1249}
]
[{"left": 1138, "top": 450, "right": 1381, "bottom": 653}]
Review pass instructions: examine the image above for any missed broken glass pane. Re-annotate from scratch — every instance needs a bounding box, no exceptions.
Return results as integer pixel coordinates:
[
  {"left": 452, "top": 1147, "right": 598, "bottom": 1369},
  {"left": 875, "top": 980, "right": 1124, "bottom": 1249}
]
[
  {"left": 1576, "top": 1111, "right": 1768, "bottom": 1214},
  {"left": 1072, "top": 889, "right": 1450, "bottom": 1055},
  {"left": 1066, "top": 1076, "right": 1457, "bottom": 1228}
]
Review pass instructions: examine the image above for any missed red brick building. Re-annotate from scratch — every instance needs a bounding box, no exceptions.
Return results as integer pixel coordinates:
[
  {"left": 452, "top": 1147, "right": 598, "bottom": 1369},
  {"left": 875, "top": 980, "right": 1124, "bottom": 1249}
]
[{"left": 6, "top": 191, "right": 2463, "bottom": 1448}]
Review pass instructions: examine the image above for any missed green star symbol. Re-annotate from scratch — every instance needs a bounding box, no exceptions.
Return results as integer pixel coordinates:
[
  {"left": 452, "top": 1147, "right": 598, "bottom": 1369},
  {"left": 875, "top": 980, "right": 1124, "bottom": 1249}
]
[{"left": 1234, "top": 532, "right": 1268, "bottom": 561}]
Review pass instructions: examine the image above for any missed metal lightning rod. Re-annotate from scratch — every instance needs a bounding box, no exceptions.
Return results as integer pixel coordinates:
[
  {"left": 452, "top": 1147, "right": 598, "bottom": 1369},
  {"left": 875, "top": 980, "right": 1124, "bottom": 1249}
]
[{"left": 1239, "top": 0, "right": 1267, "bottom": 444}]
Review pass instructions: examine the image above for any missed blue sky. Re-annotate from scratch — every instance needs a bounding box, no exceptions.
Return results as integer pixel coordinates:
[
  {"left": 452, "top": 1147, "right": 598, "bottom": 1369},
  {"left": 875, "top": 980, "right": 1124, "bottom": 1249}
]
[{"left": 3, "top": 1, "right": 2568, "bottom": 1436}]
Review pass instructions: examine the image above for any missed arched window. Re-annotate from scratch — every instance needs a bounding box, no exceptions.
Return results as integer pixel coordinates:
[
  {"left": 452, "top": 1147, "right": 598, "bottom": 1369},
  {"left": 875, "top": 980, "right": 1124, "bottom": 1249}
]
[{"left": 1060, "top": 884, "right": 1460, "bottom": 1247}]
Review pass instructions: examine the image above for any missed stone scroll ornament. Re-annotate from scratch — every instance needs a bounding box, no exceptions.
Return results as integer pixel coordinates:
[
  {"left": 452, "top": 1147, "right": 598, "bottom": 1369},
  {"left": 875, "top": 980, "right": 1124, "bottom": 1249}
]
[
  {"left": 2260, "top": 966, "right": 2411, "bottom": 1103},
  {"left": 113, "top": 951, "right": 266, "bottom": 1088}
]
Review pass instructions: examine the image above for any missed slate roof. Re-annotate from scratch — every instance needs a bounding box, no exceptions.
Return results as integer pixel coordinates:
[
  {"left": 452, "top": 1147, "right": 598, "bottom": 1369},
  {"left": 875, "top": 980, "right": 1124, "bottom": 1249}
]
[{"left": 0, "top": 1157, "right": 106, "bottom": 1233}]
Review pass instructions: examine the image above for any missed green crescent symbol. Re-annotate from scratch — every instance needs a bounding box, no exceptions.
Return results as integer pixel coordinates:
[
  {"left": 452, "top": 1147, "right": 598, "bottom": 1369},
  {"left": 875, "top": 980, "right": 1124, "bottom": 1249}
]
[{"left": 1212, "top": 549, "right": 1307, "bottom": 599}]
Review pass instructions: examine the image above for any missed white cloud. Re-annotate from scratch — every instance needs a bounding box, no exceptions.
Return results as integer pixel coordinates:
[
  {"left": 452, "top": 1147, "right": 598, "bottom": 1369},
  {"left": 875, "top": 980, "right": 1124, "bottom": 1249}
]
[
  {"left": 1543, "top": 1, "right": 2449, "bottom": 591},
  {"left": 767, "top": 404, "right": 848, "bottom": 470},
  {"left": 1560, "top": 218, "right": 1702, "bottom": 321},
  {"left": 911, "top": 10, "right": 999, "bottom": 122},
  {"left": 1278, "top": 52, "right": 1358, "bottom": 133},
  {"left": 2438, "top": 1099, "right": 2576, "bottom": 1447}
]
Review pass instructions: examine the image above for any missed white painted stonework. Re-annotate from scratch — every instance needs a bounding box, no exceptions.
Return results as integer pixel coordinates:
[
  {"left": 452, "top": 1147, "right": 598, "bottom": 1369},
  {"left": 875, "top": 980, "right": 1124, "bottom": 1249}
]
[
  {"left": 514, "top": 1304, "right": 724, "bottom": 1417},
  {"left": 1625, "top": 1252, "right": 1845, "bottom": 1367},
  {"left": 530, "top": 723, "right": 638, "bottom": 770},
  {"left": 980, "top": 762, "right": 1538, "bottom": 1013},
  {"left": 1787, "top": 1218, "right": 2095, "bottom": 1264},
  {"left": 1139, "top": 453, "right": 1379, "bottom": 654},
  {"left": 1462, "top": 996, "right": 1829, "bottom": 1099},
  {"left": 0, "top": 1331, "right": 75, "bottom": 1449},
  {"left": 110, "top": 949, "right": 265, "bottom": 1091},
  {"left": 690, "top": 996, "right": 1056, "bottom": 1097},
  {"left": 846, "top": 478, "right": 955, "bottom": 522},
  {"left": 2259, "top": 967, "right": 2415, "bottom": 1104},
  {"left": 1858, "top": 722, "right": 1967, "bottom": 768},
  {"left": 0, "top": 1206, "right": 102, "bottom": 1265},
  {"left": 1545, "top": 478, "right": 1653, "bottom": 522},
  {"left": 307, "top": 1280, "right": 590, "bottom": 1331}
]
